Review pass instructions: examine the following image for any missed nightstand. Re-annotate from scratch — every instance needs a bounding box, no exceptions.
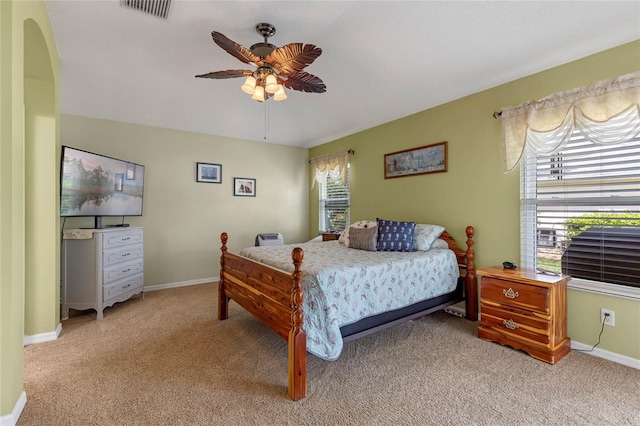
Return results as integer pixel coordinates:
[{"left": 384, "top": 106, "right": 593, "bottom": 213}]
[
  {"left": 477, "top": 266, "right": 571, "bottom": 364},
  {"left": 321, "top": 232, "right": 340, "bottom": 241}
]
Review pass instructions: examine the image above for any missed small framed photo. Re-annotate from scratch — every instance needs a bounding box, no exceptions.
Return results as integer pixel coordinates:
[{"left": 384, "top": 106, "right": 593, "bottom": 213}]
[
  {"left": 233, "top": 177, "right": 256, "bottom": 197},
  {"left": 196, "top": 162, "right": 222, "bottom": 184}
]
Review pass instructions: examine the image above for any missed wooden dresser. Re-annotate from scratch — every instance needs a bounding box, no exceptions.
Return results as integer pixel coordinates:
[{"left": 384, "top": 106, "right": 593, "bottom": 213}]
[{"left": 477, "top": 266, "right": 571, "bottom": 364}]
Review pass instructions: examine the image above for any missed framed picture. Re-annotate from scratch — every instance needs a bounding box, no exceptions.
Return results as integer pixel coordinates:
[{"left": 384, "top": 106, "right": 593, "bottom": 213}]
[
  {"left": 384, "top": 141, "right": 448, "bottom": 179},
  {"left": 196, "top": 162, "right": 222, "bottom": 184},
  {"left": 233, "top": 177, "right": 256, "bottom": 197}
]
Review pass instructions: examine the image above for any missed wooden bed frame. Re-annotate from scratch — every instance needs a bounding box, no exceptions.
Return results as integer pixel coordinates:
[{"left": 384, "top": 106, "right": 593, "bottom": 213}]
[{"left": 218, "top": 226, "right": 477, "bottom": 400}]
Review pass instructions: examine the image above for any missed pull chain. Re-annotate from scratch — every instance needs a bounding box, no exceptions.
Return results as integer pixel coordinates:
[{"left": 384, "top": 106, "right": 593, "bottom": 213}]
[{"left": 264, "top": 100, "right": 268, "bottom": 140}]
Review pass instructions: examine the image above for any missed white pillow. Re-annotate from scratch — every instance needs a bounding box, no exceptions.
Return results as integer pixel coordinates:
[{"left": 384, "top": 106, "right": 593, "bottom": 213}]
[
  {"left": 430, "top": 238, "right": 449, "bottom": 250},
  {"left": 339, "top": 220, "right": 376, "bottom": 247},
  {"left": 413, "top": 224, "right": 445, "bottom": 251}
]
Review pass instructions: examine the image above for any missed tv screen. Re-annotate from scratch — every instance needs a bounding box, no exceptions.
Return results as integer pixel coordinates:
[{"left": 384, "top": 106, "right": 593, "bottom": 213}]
[{"left": 60, "top": 146, "right": 145, "bottom": 219}]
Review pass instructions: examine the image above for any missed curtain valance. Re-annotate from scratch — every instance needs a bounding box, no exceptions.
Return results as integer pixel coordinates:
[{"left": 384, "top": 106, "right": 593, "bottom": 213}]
[
  {"left": 501, "top": 71, "right": 640, "bottom": 172},
  {"left": 309, "top": 150, "right": 350, "bottom": 189}
]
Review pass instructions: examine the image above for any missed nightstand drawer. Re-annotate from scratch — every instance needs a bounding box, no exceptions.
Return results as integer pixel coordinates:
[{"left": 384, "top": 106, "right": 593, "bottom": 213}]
[
  {"left": 322, "top": 232, "right": 340, "bottom": 241},
  {"left": 481, "top": 277, "right": 549, "bottom": 314},
  {"left": 481, "top": 308, "right": 550, "bottom": 345},
  {"left": 482, "top": 304, "right": 550, "bottom": 332}
]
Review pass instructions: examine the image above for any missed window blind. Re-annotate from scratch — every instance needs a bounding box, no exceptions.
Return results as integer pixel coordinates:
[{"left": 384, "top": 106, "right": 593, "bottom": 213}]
[
  {"left": 521, "top": 130, "right": 640, "bottom": 288},
  {"left": 319, "top": 165, "right": 350, "bottom": 233}
]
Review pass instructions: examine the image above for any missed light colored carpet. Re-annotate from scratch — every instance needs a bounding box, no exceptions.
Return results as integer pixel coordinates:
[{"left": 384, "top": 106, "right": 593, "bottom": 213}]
[{"left": 20, "top": 283, "right": 640, "bottom": 425}]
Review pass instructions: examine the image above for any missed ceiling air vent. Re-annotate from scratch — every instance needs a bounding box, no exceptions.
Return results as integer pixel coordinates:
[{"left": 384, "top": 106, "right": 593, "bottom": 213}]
[{"left": 120, "top": 0, "right": 171, "bottom": 20}]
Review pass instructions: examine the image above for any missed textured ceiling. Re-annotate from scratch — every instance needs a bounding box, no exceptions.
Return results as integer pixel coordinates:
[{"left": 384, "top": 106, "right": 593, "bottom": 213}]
[{"left": 45, "top": 1, "right": 640, "bottom": 148}]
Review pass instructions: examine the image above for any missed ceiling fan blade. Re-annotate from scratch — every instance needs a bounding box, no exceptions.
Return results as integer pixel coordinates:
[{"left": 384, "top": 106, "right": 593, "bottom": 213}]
[
  {"left": 195, "top": 70, "right": 252, "bottom": 79},
  {"left": 282, "top": 71, "right": 326, "bottom": 93},
  {"left": 265, "top": 43, "right": 322, "bottom": 75},
  {"left": 211, "top": 31, "right": 263, "bottom": 66}
]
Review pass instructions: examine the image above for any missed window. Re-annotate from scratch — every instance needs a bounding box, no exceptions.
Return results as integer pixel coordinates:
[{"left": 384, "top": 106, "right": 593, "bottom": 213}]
[
  {"left": 318, "top": 164, "right": 350, "bottom": 233},
  {"left": 521, "top": 125, "right": 640, "bottom": 291}
]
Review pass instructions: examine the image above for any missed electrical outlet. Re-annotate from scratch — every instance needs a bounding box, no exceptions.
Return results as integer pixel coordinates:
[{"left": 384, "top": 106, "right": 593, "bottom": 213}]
[{"left": 601, "top": 308, "right": 615, "bottom": 327}]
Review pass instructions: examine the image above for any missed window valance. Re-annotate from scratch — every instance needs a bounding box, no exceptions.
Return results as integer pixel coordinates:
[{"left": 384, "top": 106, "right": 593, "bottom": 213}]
[
  {"left": 309, "top": 149, "right": 351, "bottom": 189},
  {"left": 501, "top": 71, "right": 640, "bottom": 172}
]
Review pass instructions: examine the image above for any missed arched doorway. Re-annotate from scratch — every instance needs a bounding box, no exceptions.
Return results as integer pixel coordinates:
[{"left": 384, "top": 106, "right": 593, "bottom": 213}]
[{"left": 23, "top": 18, "right": 59, "bottom": 340}]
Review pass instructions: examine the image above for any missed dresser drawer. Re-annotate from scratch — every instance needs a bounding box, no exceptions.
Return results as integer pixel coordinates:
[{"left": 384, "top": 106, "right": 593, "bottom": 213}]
[
  {"left": 103, "top": 259, "right": 143, "bottom": 285},
  {"left": 481, "top": 277, "right": 549, "bottom": 314},
  {"left": 481, "top": 307, "right": 550, "bottom": 345},
  {"left": 104, "top": 274, "right": 143, "bottom": 302},
  {"left": 102, "top": 228, "right": 143, "bottom": 249},
  {"left": 103, "top": 244, "right": 143, "bottom": 267}
]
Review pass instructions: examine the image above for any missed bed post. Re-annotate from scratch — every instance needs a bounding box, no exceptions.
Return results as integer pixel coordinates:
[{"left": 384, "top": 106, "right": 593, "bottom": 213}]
[
  {"left": 218, "top": 232, "right": 229, "bottom": 321},
  {"left": 464, "top": 226, "right": 478, "bottom": 321},
  {"left": 288, "top": 247, "right": 307, "bottom": 401}
]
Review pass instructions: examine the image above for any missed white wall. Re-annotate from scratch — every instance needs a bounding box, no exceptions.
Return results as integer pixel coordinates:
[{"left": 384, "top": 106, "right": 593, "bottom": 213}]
[{"left": 61, "top": 114, "right": 309, "bottom": 287}]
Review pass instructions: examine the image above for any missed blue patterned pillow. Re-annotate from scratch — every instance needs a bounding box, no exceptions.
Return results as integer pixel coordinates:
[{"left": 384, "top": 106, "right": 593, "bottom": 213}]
[{"left": 376, "top": 218, "right": 416, "bottom": 252}]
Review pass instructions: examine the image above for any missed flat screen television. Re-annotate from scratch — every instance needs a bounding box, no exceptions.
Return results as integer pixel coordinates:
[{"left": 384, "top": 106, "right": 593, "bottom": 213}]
[{"left": 60, "top": 146, "right": 145, "bottom": 229}]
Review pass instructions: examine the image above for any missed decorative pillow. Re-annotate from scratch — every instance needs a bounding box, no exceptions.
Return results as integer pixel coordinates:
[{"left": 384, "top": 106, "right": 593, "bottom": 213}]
[
  {"left": 348, "top": 226, "right": 378, "bottom": 251},
  {"left": 413, "top": 224, "right": 445, "bottom": 251},
  {"left": 430, "top": 238, "right": 449, "bottom": 250},
  {"left": 338, "top": 220, "right": 376, "bottom": 247},
  {"left": 376, "top": 218, "right": 416, "bottom": 252}
]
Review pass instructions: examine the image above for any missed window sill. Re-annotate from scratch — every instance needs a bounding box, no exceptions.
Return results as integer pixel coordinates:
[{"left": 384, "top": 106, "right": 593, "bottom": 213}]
[{"left": 568, "top": 277, "right": 640, "bottom": 301}]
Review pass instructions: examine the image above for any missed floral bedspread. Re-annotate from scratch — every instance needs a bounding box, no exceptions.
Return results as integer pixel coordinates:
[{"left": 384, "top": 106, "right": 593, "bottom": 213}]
[{"left": 239, "top": 241, "right": 459, "bottom": 361}]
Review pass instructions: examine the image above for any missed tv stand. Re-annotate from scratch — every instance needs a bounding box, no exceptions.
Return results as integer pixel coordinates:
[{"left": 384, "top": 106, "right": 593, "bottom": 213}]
[{"left": 62, "top": 227, "right": 144, "bottom": 320}]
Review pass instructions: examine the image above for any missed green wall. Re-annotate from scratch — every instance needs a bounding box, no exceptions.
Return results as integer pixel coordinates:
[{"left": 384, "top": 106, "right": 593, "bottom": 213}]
[
  {"left": 1, "top": 3, "right": 637, "bottom": 421},
  {"left": 1, "top": 0, "right": 60, "bottom": 421},
  {"left": 310, "top": 40, "right": 640, "bottom": 362}
]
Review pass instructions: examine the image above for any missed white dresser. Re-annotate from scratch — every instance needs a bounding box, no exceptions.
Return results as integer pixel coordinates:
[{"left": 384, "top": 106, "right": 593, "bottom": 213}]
[{"left": 62, "top": 227, "right": 144, "bottom": 320}]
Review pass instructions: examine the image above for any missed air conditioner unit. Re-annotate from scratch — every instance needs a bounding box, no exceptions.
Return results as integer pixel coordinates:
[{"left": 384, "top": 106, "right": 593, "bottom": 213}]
[{"left": 255, "top": 233, "right": 284, "bottom": 247}]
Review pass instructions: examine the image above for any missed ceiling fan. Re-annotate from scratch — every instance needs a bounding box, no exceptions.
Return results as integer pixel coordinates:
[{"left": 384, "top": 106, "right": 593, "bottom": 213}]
[{"left": 196, "top": 23, "right": 326, "bottom": 102}]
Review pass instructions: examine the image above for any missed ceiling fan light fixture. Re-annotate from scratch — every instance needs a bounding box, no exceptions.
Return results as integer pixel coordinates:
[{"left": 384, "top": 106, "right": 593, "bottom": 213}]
[
  {"left": 198, "top": 22, "right": 325, "bottom": 105},
  {"left": 241, "top": 76, "right": 256, "bottom": 94},
  {"left": 251, "top": 85, "right": 266, "bottom": 102},
  {"left": 274, "top": 84, "right": 287, "bottom": 101},
  {"left": 265, "top": 74, "right": 279, "bottom": 94}
]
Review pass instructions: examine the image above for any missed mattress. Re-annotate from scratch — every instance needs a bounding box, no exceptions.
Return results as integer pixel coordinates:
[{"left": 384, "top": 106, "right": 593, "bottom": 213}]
[{"left": 239, "top": 240, "right": 459, "bottom": 360}]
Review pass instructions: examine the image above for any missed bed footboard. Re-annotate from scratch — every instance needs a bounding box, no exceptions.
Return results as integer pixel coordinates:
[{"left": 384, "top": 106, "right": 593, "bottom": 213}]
[{"left": 218, "top": 232, "right": 307, "bottom": 400}]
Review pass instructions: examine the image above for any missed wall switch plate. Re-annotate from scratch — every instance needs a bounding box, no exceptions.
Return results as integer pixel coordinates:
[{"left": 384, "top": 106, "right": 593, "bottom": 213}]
[{"left": 601, "top": 308, "right": 615, "bottom": 327}]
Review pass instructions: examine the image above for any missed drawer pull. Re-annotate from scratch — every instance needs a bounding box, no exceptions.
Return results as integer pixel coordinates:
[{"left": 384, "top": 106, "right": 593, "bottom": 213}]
[
  {"left": 122, "top": 237, "right": 130, "bottom": 241},
  {"left": 503, "top": 288, "right": 519, "bottom": 299},
  {"left": 122, "top": 268, "right": 131, "bottom": 273},
  {"left": 503, "top": 319, "right": 519, "bottom": 330}
]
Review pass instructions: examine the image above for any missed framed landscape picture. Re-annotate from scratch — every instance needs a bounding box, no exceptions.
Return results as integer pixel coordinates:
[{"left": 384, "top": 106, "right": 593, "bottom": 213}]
[
  {"left": 233, "top": 177, "right": 256, "bottom": 197},
  {"left": 384, "top": 141, "right": 448, "bottom": 179},
  {"left": 196, "top": 162, "right": 222, "bottom": 184}
]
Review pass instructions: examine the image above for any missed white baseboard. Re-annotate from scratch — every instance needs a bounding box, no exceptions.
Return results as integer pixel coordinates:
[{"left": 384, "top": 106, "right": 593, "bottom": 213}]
[
  {"left": 571, "top": 340, "right": 640, "bottom": 369},
  {"left": 144, "top": 276, "right": 218, "bottom": 292},
  {"left": 23, "top": 322, "right": 62, "bottom": 347},
  {"left": 0, "top": 391, "right": 26, "bottom": 426}
]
